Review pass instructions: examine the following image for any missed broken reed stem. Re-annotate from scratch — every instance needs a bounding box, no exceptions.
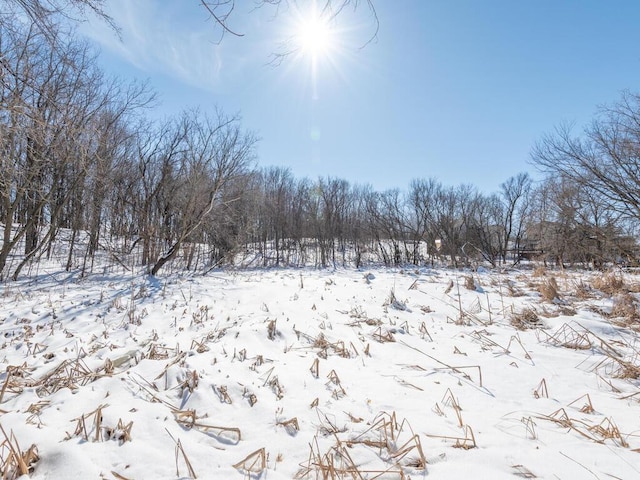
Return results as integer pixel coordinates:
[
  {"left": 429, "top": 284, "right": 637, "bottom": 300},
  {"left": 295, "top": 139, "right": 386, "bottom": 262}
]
[
  {"left": 233, "top": 448, "right": 266, "bottom": 474},
  {"left": 166, "top": 429, "right": 197, "bottom": 479}
]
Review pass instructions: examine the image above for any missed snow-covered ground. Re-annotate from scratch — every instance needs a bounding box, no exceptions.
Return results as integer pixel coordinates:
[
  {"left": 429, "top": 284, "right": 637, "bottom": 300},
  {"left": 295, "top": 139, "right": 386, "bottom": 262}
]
[{"left": 0, "top": 266, "right": 639, "bottom": 479}]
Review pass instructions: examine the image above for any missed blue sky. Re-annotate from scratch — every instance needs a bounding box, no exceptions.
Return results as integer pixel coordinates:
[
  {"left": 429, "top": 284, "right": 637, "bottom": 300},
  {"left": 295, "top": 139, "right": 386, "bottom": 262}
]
[{"left": 80, "top": 1, "right": 640, "bottom": 193}]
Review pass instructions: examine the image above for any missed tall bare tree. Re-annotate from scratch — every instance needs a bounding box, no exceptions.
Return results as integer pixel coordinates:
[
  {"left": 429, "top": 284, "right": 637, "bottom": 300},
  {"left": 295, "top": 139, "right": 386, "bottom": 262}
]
[{"left": 532, "top": 91, "right": 640, "bottom": 222}]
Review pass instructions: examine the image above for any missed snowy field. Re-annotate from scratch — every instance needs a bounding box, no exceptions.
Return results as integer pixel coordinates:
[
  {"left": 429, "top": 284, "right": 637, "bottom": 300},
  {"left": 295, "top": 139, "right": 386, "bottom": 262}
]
[{"left": 0, "top": 266, "right": 639, "bottom": 479}]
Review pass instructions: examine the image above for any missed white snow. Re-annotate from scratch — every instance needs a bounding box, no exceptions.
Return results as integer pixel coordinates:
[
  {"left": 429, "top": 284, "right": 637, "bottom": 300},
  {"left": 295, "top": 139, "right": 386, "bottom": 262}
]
[{"left": 0, "top": 267, "right": 639, "bottom": 479}]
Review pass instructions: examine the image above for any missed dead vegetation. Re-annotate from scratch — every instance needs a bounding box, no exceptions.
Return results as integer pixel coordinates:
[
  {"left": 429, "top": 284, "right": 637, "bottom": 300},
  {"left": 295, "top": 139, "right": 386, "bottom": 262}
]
[
  {"left": 2, "top": 268, "right": 640, "bottom": 478},
  {"left": 0, "top": 427, "right": 38, "bottom": 480},
  {"left": 609, "top": 293, "right": 639, "bottom": 322},
  {"left": 295, "top": 411, "right": 427, "bottom": 479},
  {"left": 510, "top": 308, "right": 543, "bottom": 330},
  {"left": 538, "top": 276, "right": 559, "bottom": 302},
  {"left": 592, "top": 272, "right": 626, "bottom": 295}
]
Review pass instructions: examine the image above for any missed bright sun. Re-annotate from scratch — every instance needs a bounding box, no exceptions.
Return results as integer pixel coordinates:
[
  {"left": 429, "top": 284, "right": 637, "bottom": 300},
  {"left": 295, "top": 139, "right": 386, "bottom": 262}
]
[
  {"left": 295, "top": 14, "right": 334, "bottom": 57},
  {"left": 295, "top": 12, "right": 335, "bottom": 57}
]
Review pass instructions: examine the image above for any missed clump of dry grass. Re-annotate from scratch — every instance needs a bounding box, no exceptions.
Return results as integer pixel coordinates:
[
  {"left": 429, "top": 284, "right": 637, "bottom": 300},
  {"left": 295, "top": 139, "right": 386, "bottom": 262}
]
[
  {"left": 464, "top": 275, "right": 476, "bottom": 291},
  {"left": 592, "top": 272, "right": 625, "bottom": 295},
  {"left": 511, "top": 308, "right": 543, "bottom": 330},
  {"left": 0, "top": 427, "right": 38, "bottom": 480},
  {"left": 532, "top": 266, "right": 547, "bottom": 278},
  {"left": 506, "top": 281, "right": 525, "bottom": 297},
  {"left": 573, "top": 280, "right": 595, "bottom": 300},
  {"left": 538, "top": 277, "right": 559, "bottom": 302},
  {"left": 609, "top": 293, "right": 638, "bottom": 321}
]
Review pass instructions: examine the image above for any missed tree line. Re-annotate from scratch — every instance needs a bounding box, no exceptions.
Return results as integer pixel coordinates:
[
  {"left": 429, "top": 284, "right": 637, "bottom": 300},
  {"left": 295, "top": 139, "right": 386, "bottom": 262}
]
[{"left": 1, "top": 19, "right": 639, "bottom": 280}]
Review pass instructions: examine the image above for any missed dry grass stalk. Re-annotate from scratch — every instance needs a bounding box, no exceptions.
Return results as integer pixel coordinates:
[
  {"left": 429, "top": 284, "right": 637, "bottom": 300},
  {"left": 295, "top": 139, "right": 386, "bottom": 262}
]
[
  {"left": 383, "top": 288, "right": 407, "bottom": 311},
  {"left": 521, "top": 417, "right": 537, "bottom": 440},
  {"left": 464, "top": 275, "right": 476, "bottom": 291},
  {"left": 470, "top": 329, "right": 507, "bottom": 353},
  {"left": 538, "top": 408, "right": 629, "bottom": 448},
  {"left": 533, "top": 379, "right": 548, "bottom": 399},
  {"left": 190, "top": 339, "right": 209, "bottom": 353},
  {"left": 568, "top": 393, "right": 594, "bottom": 414},
  {"left": 214, "top": 385, "right": 232, "bottom": 404},
  {"left": 433, "top": 403, "right": 445, "bottom": 417},
  {"left": 67, "top": 404, "right": 109, "bottom": 442},
  {"left": 26, "top": 400, "right": 50, "bottom": 427},
  {"left": 506, "top": 335, "right": 532, "bottom": 360},
  {"left": 372, "top": 327, "right": 395, "bottom": 343},
  {"left": 532, "top": 266, "right": 547, "bottom": 277},
  {"left": 326, "top": 370, "right": 341, "bottom": 385},
  {"left": 536, "top": 323, "right": 592, "bottom": 350},
  {"left": 174, "top": 410, "right": 241, "bottom": 444},
  {"left": 0, "top": 426, "right": 38, "bottom": 479},
  {"left": 593, "top": 354, "right": 640, "bottom": 380},
  {"left": 536, "top": 408, "right": 603, "bottom": 444},
  {"left": 277, "top": 417, "right": 300, "bottom": 436},
  {"left": 444, "top": 279, "right": 454, "bottom": 294},
  {"left": 233, "top": 448, "right": 266, "bottom": 474},
  {"left": 0, "top": 364, "right": 33, "bottom": 403},
  {"left": 442, "top": 388, "right": 464, "bottom": 427},
  {"left": 299, "top": 411, "right": 427, "bottom": 478},
  {"left": 588, "top": 417, "right": 629, "bottom": 447},
  {"left": 111, "top": 471, "right": 133, "bottom": 480},
  {"left": 395, "top": 377, "right": 424, "bottom": 391},
  {"left": 267, "top": 319, "right": 277, "bottom": 340},
  {"left": 510, "top": 308, "right": 542, "bottom": 330},
  {"left": 147, "top": 344, "right": 178, "bottom": 360},
  {"left": 310, "top": 358, "right": 319, "bottom": 379},
  {"left": 507, "top": 281, "right": 526, "bottom": 297},
  {"left": 106, "top": 419, "right": 134, "bottom": 444},
  {"left": 25, "top": 342, "right": 47, "bottom": 356},
  {"left": 174, "top": 438, "right": 197, "bottom": 479},
  {"left": 419, "top": 322, "right": 433, "bottom": 341},
  {"left": 609, "top": 293, "right": 639, "bottom": 322},
  {"left": 268, "top": 376, "right": 284, "bottom": 399},
  {"left": 538, "top": 277, "right": 559, "bottom": 302},
  {"left": 426, "top": 425, "right": 477, "bottom": 450},
  {"left": 453, "top": 346, "right": 466, "bottom": 355},
  {"left": 181, "top": 370, "right": 199, "bottom": 394},
  {"left": 573, "top": 280, "right": 595, "bottom": 299},
  {"left": 399, "top": 339, "right": 484, "bottom": 386},
  {"left": 512, "top": 464, "right": 537, "bottom": 478}
]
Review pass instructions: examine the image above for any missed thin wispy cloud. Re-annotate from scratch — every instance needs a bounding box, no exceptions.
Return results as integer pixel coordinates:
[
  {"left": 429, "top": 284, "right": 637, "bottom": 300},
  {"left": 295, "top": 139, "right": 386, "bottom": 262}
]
[{"left": 80, "top": 0, "right": 229, "bottom": 92}]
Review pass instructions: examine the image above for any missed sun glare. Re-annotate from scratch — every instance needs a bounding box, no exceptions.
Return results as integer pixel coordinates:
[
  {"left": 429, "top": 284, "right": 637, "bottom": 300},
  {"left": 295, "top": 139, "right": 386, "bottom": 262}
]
[{"left": 297, "top": 16, "right": 333, "bottom": 56}]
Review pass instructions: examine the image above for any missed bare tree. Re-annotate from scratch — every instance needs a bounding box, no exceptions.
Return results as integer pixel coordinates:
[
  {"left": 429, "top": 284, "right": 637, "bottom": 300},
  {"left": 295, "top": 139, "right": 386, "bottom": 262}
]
[
  {"left": 532, "top": 91, "right": 640, "bottom": 222},
  {"left": 499, "top": 172, "right": 531, "bottom": 264},
  {"left": 149, "top": 110, "right": 256, "bottom": 276},
  {"left": 0, "top": 0, "right": 116, "bottom": 42}
]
